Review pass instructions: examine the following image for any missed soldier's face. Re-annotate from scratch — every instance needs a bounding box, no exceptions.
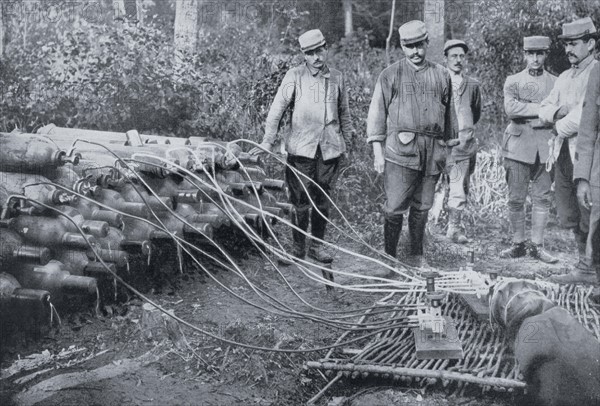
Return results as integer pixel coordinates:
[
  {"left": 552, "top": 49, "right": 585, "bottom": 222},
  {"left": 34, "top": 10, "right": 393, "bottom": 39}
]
[
  {"left": 524, "top": 50, "right": 547, "bottom": 70},
  {"left": 445, "top": 47, "right": 466, "bottom": 74},
  {"left": 303, "top": 46, "right": 328, "bottom": 70},
  {"left": 402, "top": 40, "right": 428, "bottom": 66},
  {"left": 564, "top": 38, "right": 595, "bottom": 65}
]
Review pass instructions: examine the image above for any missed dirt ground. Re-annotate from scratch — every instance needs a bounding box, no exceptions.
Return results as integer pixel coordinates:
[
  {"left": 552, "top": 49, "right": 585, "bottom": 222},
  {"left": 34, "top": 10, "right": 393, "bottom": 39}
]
[{"left": 0, "top": 216, "right": 582, "bottom": 406}]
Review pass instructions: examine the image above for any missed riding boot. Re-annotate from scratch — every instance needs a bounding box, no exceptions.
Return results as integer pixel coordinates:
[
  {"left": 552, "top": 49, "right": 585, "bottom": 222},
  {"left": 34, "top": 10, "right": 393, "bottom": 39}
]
[
  {"left": 407, "top": 208, "right": 429, "bottom": 268},
  {"left": 384, "top": 215, "right": 403, "bottom": 258},
  {"left": 529, "top": 207, "right": 558, "bottom": 264},
  {"left": 308, "top": 206, "right": 333, "bottom": 263},
  {"left": 500, "top": 209, "right": 527, "bottom": 258},
  {"left": 291, "top": 207, "right": 309, "bottom": 259},
  {"left": 446, "top": 209, "right": 468, "bottom": 244}
]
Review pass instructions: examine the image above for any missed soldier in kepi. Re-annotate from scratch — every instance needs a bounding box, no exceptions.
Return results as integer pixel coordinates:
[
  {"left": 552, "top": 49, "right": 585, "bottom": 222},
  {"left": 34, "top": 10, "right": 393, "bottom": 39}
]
[
  {"left": 558, "top": 37, "right": 600, "bottom": 285},
  {"left": 500, "top": 36, "right": 558, "bottom": 263},
  {"left": 250, "top": 29, "right": 353, "bottom": 264},
  {"left": 537, "top": 17, "right": 598, "bottom": 282},
  {"left": 367, "top": 20, "right": 456, "bottom": 269},
  {"left": 443, "top": 39, "right": 481, "bottom": 244}
]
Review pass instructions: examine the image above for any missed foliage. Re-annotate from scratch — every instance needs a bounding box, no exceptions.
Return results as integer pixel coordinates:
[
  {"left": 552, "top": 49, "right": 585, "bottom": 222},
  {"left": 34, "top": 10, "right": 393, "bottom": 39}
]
[{"left": 465, "top": 0, "right": 600, "bottom": 122}]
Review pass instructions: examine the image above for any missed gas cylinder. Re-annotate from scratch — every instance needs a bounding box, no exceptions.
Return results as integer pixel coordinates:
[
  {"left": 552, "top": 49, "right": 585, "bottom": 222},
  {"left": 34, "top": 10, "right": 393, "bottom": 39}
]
[
  {"left": 10, "top": 260, "right": 97, "bottom": 302},
  {"left": 54, "top": 206, "right": 110, "bottom": 238},
  {"left": 0, "top": 229, "right": 51, "bottom": 268},
  {"left": 0, "top": 133, "right": 80, "bottom": 172},
  {"left": 94, "top": 188, "right": 150, "bottom": 218},
  {"left": 3, "top": 215, "right": 98, "bottom": 249},
  {"left": 0, "top": 172, "right": 78, "bottom": 210},
  {"left": 0, "top": 273, "right": 51, "bottom": 323},
  {"left": 54, "top": 249, "right": 117, "bottom": 278}
]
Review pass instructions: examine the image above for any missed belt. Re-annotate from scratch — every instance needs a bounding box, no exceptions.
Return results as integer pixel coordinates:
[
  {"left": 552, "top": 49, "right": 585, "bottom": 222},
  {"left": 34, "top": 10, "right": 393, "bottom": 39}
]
[{"left": 511, "top": 118, "right": 551, "bottom": 129}]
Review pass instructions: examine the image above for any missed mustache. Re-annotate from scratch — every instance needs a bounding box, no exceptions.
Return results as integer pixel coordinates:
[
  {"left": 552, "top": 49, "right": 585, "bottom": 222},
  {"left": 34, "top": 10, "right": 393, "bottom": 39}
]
[{"left": 567, "top": 53, "right": 577, "bottom": 58}]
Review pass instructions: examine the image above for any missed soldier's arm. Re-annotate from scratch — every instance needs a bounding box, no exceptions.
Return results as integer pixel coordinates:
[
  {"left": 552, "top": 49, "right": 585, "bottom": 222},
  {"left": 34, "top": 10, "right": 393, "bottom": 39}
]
[
  {"left": 472, "top": 81, "right": 482, "bottom": 125},
  {"left": 262, "top": 70, "right": 295, "bottom": 147},
  {"left": 574, "top": 63, "right": 600, "bottom": 183},
  {"left": 539, "top": 78, "right": 563, "bottom": 124},
  {"left": 555, "top": 104, "right": 582, "bottom": 138},
  {"left": 338, "top": 73, "right": 354, "bottom": 150},
  {"left": 503, "top": 76, "right": 540, "bottom": 119},
  {"left": 443, "top": 71, "right": 458, "bottom": 141},
  {"left": 366, "top": 71, "right": 390, "bottom": 144}
]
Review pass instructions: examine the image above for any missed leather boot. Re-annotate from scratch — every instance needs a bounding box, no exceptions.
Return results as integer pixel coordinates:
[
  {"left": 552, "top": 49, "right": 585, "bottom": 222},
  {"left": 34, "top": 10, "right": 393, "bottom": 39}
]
[
  {"left": 527, "top": 241, "right": 559, "bottom": 264},
  {"left": 574, "top": 228, "right": 588, "bottom": 262},
  {"left": 529, "top": 208, "right": 558, "bottom": 264},
  {"left": 384, "top": 216, "right": 403, "bottom": 258},
  {"left": 291, "top": 208, "right": 309, "bottom": 258},
  {"left": 407, "top": 208, "right": 429, "bottom": 268},
  {"left": 307, "top": 206, "right": 333, "bottom": 263},
  {"left": 446, "top": 209, "right": 468, "bottom": 244},
  {"left": 500, "top": 241, "right": 527, "bottom": 259},
  {"left": 501, "top": 209, "right": 527, "bottom": 259},
  {"left": 550, "top": 260, "right": 597, "bottom": 285}
]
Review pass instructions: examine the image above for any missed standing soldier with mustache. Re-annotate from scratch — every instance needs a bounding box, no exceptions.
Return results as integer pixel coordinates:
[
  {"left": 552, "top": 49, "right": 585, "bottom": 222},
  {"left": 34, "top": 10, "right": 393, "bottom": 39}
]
[
  {"left": 443, "top": 40, "right": 482, "bottom": 244},
  {"left": 538, "top": 17, "right": 599, "bottom": 283},
  {"left": 251, "top": 29, "right": 353, "bottom": 264},
  {"left": 367, "top": 20, "right": 456, "bottom": 268},
  {"left": 574, "top": 61, "right": 600, "bottom": 287}
]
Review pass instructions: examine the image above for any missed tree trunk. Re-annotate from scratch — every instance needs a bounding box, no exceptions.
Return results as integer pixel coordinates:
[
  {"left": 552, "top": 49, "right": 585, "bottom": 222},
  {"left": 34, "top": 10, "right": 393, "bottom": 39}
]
[
  {"left": 114, "top": 0, "right": 126, "bottom": 20},
  {"left": 423, "top": 0, "right": 445, "bottom": 63},
  {"left": 174, "top": 0, "right": 199, "bottom": 62},
  {"left": 136, "top": 0, "right": 144, "bottom": 26},
  {"left": 343, "top": 0, "right": 353, "bottom": 38},
  {"left": 0, "top": 3, "right": 3, "bottom": 58},
  {"left": 385, "top": 0, "right": 397, "bottom": 67}
]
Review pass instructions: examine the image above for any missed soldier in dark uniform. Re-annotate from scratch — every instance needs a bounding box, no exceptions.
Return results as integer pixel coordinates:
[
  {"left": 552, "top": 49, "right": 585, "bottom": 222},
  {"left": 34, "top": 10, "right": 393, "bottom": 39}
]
[{"left": 367, "top": 20, "right": 456, "bottom": 268}]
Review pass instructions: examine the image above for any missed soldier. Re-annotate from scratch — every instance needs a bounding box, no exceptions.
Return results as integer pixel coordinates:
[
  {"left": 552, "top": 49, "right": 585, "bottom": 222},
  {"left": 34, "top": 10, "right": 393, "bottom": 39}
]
[
  {"left": 538, "top": 17, "right": 598, "bottom": 282},
  {"left": 500, "top": 36, "right": 558, "bottom": 263},
  {"left": 557, "top": 60, "right": 600, "bottom": 284},
  {"left": 367, "top": 20, "right": 456, "bottom": 268},
  {"left": 443, "top": 39, "right": 482, "bottom": 244},
  {"left": 250, "top": 29, "right": 353, "bottom": 263}
]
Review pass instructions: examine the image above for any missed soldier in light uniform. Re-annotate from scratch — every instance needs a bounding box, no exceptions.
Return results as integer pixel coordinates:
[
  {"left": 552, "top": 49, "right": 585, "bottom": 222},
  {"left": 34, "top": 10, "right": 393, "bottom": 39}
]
[
  {"left": 538, "top": 18, "right": 599, "bottom": 282},
  {"left": 560, "top": 54, "right": 600, "bottom": 285},
  {"left": 500, "top": 36, "right": 558, "bottom": 263},
  {"left": 251, "top": 29, "right": 353, "bottom": 264},
  {"left": 443, "top": 39, "right": 481, "bottom": 244}
]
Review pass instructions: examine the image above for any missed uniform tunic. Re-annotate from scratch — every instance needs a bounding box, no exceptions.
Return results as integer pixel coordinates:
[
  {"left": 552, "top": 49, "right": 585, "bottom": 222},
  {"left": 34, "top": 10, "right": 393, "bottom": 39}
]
[
  {"left": 263, "top": 63, "right": 352, "bottom": 161},
  {"left": 575, "top": 62, "right": 600, "bottom": 268},
  {"left": 539, "top": 55, "right": 597, "bottom": 231},
  {"left": 367, "top": 58, "right": 455, "bottom": 216}
]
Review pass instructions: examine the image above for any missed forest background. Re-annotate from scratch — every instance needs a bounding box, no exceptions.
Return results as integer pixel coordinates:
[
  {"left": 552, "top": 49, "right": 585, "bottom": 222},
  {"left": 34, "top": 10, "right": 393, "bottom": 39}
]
[{"left": 1, "top": 0, "right": 598, "bottom": 238}]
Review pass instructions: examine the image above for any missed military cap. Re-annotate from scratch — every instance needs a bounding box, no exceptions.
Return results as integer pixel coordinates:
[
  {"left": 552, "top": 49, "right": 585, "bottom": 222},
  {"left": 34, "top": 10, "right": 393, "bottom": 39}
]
[
  {"left": 444, "top": 39, "right": 469, "bottom": 54},
  {"left": 558, "top": 17, "right": 597, "bottom": 40},
  {"left": 298, "top": 29, "right": 326, "bottom": 52},
  {"left": 398, "top": 20, "right": 428, "bottom": 45},
  {"left": 523, "top": 36, "right": 551, "bottom": 51}
]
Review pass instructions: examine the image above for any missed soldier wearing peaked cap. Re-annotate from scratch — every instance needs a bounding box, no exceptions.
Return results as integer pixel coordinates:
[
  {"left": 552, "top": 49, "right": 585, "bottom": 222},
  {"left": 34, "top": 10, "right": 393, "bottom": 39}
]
[
  {"left": 443, "top": 39, "right": 482, "bottom": 244},
  {"left": 571, "top": 61, "right": 600, "bottom": 288},
  {"left": 538, "top": 17, "right": 599, "bottom": 284},
  {"left": 250, "top": 29, "right": 353, "bottom": 264},
  {"left": 500, "top": 36, "right": 558, "bottom": 263},
  {"left": 366, "top": 20, "right": 457, "bottom": 269}
]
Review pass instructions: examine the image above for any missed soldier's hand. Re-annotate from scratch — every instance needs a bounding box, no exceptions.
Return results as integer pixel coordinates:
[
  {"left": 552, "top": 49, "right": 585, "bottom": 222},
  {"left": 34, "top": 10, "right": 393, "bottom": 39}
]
[
  {"left": 577, "top": 180, "right": 592, "bottom": 210},
  {"left": 249, "top": 142, "right": 272, "bottom": 156},
  {"left": 555, "top": 105, "right": 569, "bottom": 120},
  {"left": 374, "top": 154, "right": 385, "bottom": 174}
]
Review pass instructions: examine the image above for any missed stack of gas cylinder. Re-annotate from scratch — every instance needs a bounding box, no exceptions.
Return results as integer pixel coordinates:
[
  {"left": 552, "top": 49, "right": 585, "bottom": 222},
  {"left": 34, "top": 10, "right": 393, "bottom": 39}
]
[{"left": 0, "top": 125, "right": 291, "bottom": 331}]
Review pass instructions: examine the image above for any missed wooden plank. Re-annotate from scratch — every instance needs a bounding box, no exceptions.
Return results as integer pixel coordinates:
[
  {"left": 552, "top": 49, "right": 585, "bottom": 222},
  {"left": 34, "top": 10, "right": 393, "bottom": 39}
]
[
  {"left": 460, "top": 294, "right": 490, "bottom": 322},
  {"left": 413, "top": 316, "right": 463, "bottom": 360}
]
